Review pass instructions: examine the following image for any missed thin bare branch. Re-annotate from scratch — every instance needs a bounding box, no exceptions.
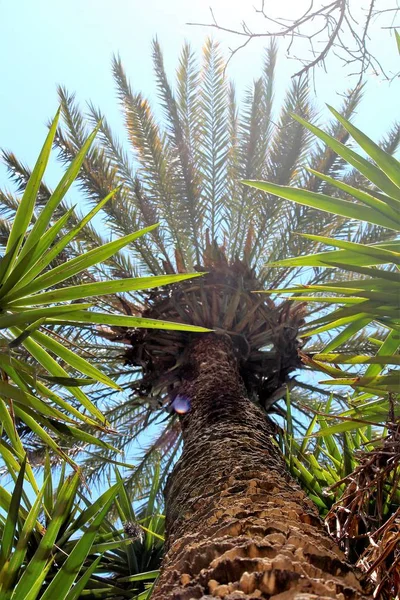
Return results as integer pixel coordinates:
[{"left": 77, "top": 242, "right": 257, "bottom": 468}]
[{"left": 188, "top": 1, "right": 400, "bottom": 81}]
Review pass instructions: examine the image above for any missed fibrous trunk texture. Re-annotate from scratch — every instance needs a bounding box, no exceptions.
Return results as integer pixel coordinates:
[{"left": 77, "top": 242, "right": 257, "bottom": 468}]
[{"left": 151, "top": 335, "right": 371, "bottom": 600}]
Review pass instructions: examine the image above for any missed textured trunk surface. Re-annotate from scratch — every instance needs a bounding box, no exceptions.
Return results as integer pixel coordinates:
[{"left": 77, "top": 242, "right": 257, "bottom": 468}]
[{"left": 151, "top": 335, "right": 371, "bottom": 600}]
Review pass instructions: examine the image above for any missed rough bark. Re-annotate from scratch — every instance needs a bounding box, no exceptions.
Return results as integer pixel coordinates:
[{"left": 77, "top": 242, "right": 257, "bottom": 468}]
[{"left": 151, "top": 335, "right": 371, "bottom": 600}]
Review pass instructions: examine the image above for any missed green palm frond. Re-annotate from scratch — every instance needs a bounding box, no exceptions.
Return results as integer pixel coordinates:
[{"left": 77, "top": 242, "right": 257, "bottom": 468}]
[
  {"left": 0, "top": 442, "right": 164, "bottom": 600},
  {"left": 198, "top": 39, "right": 228, "bottom": 243},
  {"left": 152, "top": 39, "right": 202, "bottom": 266},
  {"left": 281, "top": 392, "right": 399, "bottom": 600},
  {"left": 0, "top": 115, "right": 209, "bottom": 466},
  {"left": 112, "top": 56, "right": 189, "bottom": 270},
  {"left": 229, "top": 77, "right": 267, "bottom": 260},
  {"left": 230, "top": 47, "right": 277, "bottom": 258},
  {"left": 2, "top": 142, "right": 140, "bottom": 282},
  {"left": 245, "top": 104, "right": 400, "bottom": 415},
  {"left": 303, "top": 84, "right": 364, "bottom": 193}
]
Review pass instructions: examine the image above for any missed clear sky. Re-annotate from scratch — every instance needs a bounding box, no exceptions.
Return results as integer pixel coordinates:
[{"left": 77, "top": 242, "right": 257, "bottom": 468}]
[{"left": 0, "top": 0, "right": 399, "bottom": 191}]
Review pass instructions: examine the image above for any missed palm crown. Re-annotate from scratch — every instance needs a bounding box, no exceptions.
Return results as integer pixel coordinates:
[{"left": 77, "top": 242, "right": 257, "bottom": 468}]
[
  {"left": 52, "top": 40, "right": 392, "bottom": 277},
  {"left": 1, "top": 39, "right": 398, "bottom": 491}
]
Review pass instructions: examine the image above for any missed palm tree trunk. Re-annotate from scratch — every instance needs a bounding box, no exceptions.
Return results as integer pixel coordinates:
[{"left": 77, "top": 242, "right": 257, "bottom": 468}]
[{"left": 152, "top": 335, "right": 371, "bottom": 600}]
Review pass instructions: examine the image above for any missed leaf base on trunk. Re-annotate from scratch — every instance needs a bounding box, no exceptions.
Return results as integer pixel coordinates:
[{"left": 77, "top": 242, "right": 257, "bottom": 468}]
[{"left": 152, "top": 335, "right": 372, "bottom": 600}]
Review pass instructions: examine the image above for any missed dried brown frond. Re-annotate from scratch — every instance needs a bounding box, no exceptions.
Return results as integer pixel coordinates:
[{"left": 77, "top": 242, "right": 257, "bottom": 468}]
[
  {"left": 107, "top": 244, "right": 306, "bottom": 413},
  {"left": 326, "top": 403, "right": 400, "bottom": 599},
  {"left": 359, "top": 507, "right": 400, "bottom": 600}
]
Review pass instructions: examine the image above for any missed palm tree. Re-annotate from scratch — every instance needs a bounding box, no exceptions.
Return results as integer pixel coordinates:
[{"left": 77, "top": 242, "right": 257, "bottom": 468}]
[{"left": 2, "top": 37, "right": 398, "bottom": 597}]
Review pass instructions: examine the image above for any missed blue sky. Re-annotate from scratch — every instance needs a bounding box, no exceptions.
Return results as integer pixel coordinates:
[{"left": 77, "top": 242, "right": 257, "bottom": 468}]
[{"left": 1, "top": 0, "right": 399, "bottom": 194}]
